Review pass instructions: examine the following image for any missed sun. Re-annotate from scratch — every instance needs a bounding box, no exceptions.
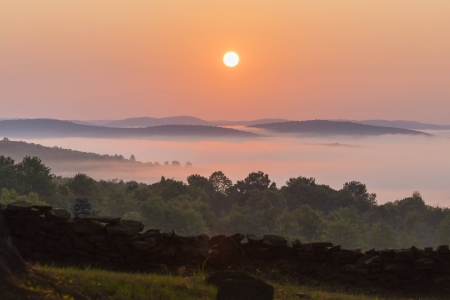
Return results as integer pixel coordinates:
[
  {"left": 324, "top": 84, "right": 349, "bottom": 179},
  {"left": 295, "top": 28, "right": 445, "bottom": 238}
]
[{"left": 223, "top": 52, "right": 239, "bottom": 67}]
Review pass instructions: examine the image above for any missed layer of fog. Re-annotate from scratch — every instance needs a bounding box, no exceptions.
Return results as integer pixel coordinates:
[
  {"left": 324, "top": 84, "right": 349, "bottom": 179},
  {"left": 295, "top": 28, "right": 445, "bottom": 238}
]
[{"left": 13, "top": 134, "right": 450, "bottom": 207}]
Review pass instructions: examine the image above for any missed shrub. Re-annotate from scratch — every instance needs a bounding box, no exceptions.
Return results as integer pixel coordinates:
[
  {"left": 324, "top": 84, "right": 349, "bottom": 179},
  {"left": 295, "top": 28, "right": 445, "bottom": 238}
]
[{"left": 71, "top": 196, "right": 97, "bottom": 218}]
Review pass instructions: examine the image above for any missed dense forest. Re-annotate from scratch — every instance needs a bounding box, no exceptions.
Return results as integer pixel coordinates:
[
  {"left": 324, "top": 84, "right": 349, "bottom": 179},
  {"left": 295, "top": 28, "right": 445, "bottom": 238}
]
[{"left": 1, "top": 154, "right": 449, "bottom": 250}]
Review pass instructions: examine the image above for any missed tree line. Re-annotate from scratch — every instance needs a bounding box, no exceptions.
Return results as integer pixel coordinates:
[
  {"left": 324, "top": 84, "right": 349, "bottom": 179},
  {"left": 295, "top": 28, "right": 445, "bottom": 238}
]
[{"left": 1, "top": 155, "right": 449, "bottom": 250}]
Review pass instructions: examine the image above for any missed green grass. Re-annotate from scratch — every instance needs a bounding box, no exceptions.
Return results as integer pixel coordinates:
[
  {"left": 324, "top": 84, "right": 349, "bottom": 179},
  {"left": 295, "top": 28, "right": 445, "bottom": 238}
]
[
  {"left": 32, "top": 265, "right": 216, "bottom": 300},
  {"left": 22, "top": 265, "right": 434, "bottom": 300}
]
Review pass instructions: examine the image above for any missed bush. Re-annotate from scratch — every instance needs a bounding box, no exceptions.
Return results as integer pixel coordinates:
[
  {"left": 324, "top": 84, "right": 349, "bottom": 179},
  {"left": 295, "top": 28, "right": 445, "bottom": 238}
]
[{"left": 71, "top": 196, "right": 97, "bottom": 218}]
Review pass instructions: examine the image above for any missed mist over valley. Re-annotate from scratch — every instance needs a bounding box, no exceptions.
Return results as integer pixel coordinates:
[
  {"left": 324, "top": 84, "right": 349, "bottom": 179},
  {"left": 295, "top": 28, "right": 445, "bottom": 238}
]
[{"left": 2, "top": 118, "right": 448, "bottom": 207}]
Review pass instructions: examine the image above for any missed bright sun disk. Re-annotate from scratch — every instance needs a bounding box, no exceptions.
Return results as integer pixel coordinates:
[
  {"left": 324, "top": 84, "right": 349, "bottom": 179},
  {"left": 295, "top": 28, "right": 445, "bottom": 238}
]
[{"left": 223, "top": 52, "right": 239, "bottom": 67}]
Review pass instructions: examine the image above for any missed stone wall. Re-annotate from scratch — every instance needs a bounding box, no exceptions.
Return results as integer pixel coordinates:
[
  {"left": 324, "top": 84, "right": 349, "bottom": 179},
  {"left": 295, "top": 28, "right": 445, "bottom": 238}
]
[{"left": 2, "top": 201, "right": 450, "bottom": 283}]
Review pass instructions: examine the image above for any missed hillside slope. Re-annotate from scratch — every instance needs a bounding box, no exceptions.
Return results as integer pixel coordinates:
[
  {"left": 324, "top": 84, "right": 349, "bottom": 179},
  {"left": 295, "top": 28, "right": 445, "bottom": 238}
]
[
  {"left": 249, "top": 120, "right": 431, "bottom": 136},
  {"left": 0, "top": 119, "right": 258, "bottom": 139},
  {"left": 353, "top": 120, "right": 450, "bottom": 130},
  {"left": 0, "top": 139, "right": 140, "bottom": 163}
]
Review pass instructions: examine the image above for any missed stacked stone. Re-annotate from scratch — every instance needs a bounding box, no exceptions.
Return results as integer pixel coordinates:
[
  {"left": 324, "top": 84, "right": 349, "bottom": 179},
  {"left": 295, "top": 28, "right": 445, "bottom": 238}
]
[
  {"left": 2, "top": 201, "right": 450, "bottom": 283},
  {"left": 353, "top": 246, "right": 450, "bottom": 283},
  {"left": 1, "top": 201, "right": 209, "bottom": 270},
  {"left": 207, "top": 234, "right": 450, "bottom": 283}
]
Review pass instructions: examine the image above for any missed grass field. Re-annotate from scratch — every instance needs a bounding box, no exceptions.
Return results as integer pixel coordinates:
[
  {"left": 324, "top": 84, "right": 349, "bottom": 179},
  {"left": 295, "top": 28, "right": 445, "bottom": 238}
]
[{"left": 12, "top": 265, "right": 406, "bottom": 300}]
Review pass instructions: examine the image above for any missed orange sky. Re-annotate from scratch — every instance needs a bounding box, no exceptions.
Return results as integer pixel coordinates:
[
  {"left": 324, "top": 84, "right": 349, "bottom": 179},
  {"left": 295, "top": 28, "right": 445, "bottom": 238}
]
[{"left": 1, "top": 1, "right": 449, "bottom": 123}]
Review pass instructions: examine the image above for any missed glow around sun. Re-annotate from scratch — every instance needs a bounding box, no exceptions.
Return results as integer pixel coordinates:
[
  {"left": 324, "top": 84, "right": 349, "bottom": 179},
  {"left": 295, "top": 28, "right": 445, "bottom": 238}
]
[{"left": 223, "top": 52, "right": 239, "bottom": 67}]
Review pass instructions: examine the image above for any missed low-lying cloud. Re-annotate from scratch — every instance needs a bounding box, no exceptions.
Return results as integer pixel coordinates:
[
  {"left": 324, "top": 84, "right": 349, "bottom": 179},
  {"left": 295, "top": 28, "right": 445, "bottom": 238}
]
[{"left": 13, "top": 134, "right": 450, "bottom": 206}]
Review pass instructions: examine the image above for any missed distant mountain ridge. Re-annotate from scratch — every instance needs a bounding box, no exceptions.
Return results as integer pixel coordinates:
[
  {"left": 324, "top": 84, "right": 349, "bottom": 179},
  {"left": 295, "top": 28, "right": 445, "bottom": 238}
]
[
  {"left": 349, "top": 120, "right": 450, "bottom": 130},
  {"left": 103, "top": 116, "right": 211, "bottom": 127},
  {"left": 5, "top": 116, "right": 450, "bottom": 131},
  {"left": 249, "top": 120, "right": 431, "bottom": 136},
  {"left": 71, "top": 116, "right": 290, "bottom": 128},
  {"left": 0, "top": 119, "right": 258, "bottom": 139},
  {"left": 0, "top": 118, "right": 443, "bottom": 139}
]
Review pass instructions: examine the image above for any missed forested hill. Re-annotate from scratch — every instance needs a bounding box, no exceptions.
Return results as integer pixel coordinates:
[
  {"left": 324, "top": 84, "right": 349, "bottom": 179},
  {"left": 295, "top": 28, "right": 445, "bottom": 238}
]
[
  {"left": 249, "top": 120, "right": 431, "bottom": 136},
  {"left": 77, "top": 116, "right": 290, "bottom": 128},
  {"left": 102, "top": 116, "right": 211, "bottom": 127},
  {"left": 353, "top": 120, "right": 450, "bottom": 130},
  {"left": 0, "top": 119, "right": 258, "bottom": 139},
  {"left": 0, "top": 139, "right": 141, "bottom": 163}
]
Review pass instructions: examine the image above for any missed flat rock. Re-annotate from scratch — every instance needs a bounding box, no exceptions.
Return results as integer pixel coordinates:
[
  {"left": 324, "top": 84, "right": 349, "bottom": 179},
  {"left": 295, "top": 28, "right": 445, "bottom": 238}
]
[
  {"left": 44, "top": 209, "right": 71, "bottom": 222},
  {"left": 395, "top": 249, "right": 415, "bottom": 261},
  {"left": 263, "top": 235, "right": 287, "bottom": 247},
  {"left": 72, "top": 237, "right": 96, "bottom": 253},
  {"left": 365, "top": 255, "right": 382, "bottom": 266},
  {"left": 247, "top": 234, "right": 264, "bottom": 245},
  {"left": 32, "top": 205, "right": 53, "bottom": 212},
  {"left": 37, "top": 220, "right": 60, "bottom": 231},
  {"left": 7, "top": 201, "right": 33, "bottom": 211},
  {"left": 383, "top": 262, "right": 411, "bottom": 272},
  {"left": 413, "top": 258, "right": 435, "bottom": 270},
  {"left": 132, "top": 241, "right": 152, "bottom": 251},
  {"left": 312, "top": 242, "right": 333, "bottom": 248},
  {"left": 84, "top": 216, "right": 121, "bottom": 224},
  {"left": 17, "top": 208, "right": 43, "bottom": 216},
  {"left": 73, "top": 219, "right": 105, "bottom": 235},
  {"left": 105, "top": 220, "right": 144, "bottom": 236},
  {"left": 144, "top": 237, "right": 157, "bottom": 245}
]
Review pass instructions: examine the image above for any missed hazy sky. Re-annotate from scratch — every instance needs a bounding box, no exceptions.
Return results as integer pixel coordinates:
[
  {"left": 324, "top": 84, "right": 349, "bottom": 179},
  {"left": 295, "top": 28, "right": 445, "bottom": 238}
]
[{"left": 1, "top": 1, "right": 449, "bottom": 123}]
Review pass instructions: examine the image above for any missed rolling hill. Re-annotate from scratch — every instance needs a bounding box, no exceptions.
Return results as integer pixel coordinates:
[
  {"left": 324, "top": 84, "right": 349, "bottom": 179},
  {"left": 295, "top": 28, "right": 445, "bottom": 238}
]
[
  {"left": 351, "top": 120, "right": 450, "bottom": 130},
  {"left": 0, "top": 119, "right": 258, "bottom": 139},
  {"left": 72, "top": 116, "right": 290, "bottom": 128},
  {"left": 249, "top": 120, "right": 431, "bottom": 136},
  {"left": 0, "top": 139, "right": 133, "bottom": 163}
]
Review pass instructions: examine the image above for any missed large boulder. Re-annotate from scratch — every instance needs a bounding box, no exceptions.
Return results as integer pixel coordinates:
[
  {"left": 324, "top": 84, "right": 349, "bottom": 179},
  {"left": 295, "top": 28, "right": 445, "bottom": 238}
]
[
  {"left": 193, "top": 233, "right": 209, "bottom": 248},
  {"left": 209, "top": 234, "right": 225, "bottom": 248},
  {"left": 105, "top": 220, "right": 144, "bottom": 236},
  {"left": 219, "top": 236, "right": 242, "bottom": 265},
  {"left": 209, "top": 272, "right": 274, "bottom": 300},
  {"left": 207, "top": 271, "right": 256, "bottom": 286},
  {"left": 216, "top": 279, "right": 274, "bottom": 300}
]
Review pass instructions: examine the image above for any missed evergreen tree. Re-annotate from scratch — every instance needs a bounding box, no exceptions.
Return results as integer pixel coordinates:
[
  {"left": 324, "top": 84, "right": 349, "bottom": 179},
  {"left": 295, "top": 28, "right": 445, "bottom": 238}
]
[{"left": 71, "top": 196, "right": 96, "bottom": 218}]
